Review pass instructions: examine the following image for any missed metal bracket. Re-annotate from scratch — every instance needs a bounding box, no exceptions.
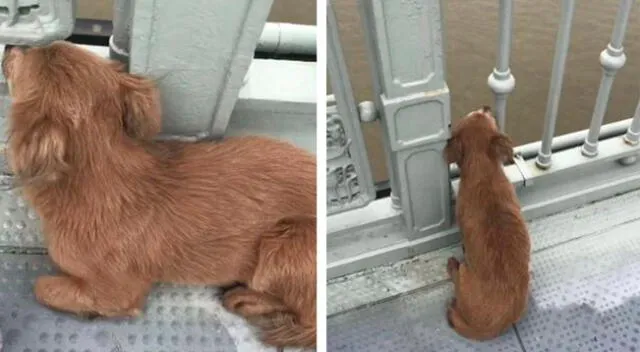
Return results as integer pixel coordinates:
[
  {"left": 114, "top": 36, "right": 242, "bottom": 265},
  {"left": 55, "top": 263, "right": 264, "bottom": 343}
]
[
  {"left": 0, "top": 0, "right": 76, "bottom": 46},
  {"left": 513, "top": 152, "right": 533, "bottom": 187}
]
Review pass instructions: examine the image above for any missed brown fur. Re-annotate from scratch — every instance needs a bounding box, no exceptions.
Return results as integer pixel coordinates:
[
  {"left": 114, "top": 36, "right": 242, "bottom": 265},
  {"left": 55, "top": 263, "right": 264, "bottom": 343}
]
[
  {"left": 2, "top": 42, "right": 316, "bottom": 348},
  {"left": 443, "top": 106, "right": 530, "bottom": 341}
]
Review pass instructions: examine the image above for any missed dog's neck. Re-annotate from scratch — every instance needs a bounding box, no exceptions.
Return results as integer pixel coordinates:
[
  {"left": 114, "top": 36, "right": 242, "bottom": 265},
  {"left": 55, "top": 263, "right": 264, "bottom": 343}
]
[
  {"left": 457, "top": 154, "right": 505, "bottom": 180},
  {"left": 16, "top": 136, "right": 158, "bottom": 191}
]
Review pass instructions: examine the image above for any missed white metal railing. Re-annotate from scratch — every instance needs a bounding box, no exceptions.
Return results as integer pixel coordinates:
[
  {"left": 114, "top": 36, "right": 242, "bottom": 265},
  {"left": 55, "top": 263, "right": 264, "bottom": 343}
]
[{"left": 327, "top": 0, "right": 640, "bottom": 279}]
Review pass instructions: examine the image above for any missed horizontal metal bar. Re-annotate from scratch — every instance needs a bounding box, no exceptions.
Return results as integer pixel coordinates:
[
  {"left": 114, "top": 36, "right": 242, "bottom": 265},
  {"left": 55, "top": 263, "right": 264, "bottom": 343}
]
[
  {"left": 449, "top": 118, "right": 633, "bottom": 178},
  {"left": 452, "top": 134, "right": 640, "bottom": 194},
  {"left": 257, "top": 23, "right": 316, "bottom": 56},
  {"left": 331, "top": 126, "right": 637, "bottom": 237},
  {"left": 73, "top": 21, "right": 317, "bottom": 57},
  {"left": 326, "top": 99, "right": 635, "bottom": 181}
]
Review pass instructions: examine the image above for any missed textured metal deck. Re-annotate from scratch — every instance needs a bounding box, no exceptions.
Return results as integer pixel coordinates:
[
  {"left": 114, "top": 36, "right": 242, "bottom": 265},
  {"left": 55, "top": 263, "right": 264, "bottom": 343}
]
[
  {"left": 0, "top": 186, "right": 310, "bottom": 351},
  {"left": 327, "top": 189, "right": 640, "bottom": 352}
]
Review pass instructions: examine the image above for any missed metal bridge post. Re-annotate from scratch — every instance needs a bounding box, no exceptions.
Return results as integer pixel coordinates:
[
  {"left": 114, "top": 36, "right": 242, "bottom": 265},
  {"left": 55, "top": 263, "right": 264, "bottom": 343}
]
[{"left": 359, "top": 0, "right": 452, "bottom": 238}]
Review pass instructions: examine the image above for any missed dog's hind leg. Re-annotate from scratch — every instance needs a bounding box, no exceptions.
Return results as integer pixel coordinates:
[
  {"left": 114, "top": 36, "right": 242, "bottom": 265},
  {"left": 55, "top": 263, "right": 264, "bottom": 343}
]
[
  {"left": 34, "top": 274, "right": 151, "bottom": 318},
  {"left": 241, "top": 215, "right": 316, "bottom": 348},
  {"left": 221, "top": 216, "right": 314, "bottom": 318}
]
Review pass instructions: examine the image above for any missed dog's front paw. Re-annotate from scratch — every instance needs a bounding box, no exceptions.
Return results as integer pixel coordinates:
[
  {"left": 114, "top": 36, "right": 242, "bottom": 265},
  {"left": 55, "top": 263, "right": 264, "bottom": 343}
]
[{"left": 447, "top": 257, "right": 460, "bottom": 277}]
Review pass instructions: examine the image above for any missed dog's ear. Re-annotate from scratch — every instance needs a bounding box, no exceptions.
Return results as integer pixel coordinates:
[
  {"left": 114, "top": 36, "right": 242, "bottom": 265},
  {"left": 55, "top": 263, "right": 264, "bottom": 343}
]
[
  {"left": 117, "top": 71, "right": 162, "bottom": 140},
  {"left": 444, "top": 133, "right": 463, "bottom": 164},
  {"left": 9, "top": 116, "right": 69, "bottom": 182},
  {"left": 490, "top": 133, "right": 515, "bottom": 163}
]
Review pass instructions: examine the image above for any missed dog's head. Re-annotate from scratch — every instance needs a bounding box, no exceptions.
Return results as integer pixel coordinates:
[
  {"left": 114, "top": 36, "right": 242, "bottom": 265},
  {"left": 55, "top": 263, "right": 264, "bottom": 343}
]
[
  {"left": 2, "top": 41, "right": 161, "bottom": 182},
  {"left": 444, "top": 106, "right": 514, "bottom": 165}
]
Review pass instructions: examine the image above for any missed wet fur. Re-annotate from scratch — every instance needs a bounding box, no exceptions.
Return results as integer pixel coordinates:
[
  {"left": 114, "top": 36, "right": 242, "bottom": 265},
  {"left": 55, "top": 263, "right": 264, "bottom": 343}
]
[
  {"left": 443, "top": 106, "right": 531, "bottom": 340},
  {"left": 2, "top": 41, "right": 316, "bottom": 348}
]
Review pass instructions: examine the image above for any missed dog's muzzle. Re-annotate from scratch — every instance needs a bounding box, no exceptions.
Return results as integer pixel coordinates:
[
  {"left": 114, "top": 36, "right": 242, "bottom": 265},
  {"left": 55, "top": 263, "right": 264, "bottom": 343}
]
[
  {"left": 3, "top": 44, "right": 27, "bottom": 54},
  {"left": 2, "top": 44, "right": 27, "bottom": 77}
]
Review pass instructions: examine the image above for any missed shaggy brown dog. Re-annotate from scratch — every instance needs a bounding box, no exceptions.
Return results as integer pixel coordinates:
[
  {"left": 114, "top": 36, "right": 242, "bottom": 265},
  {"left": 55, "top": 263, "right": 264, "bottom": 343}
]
[
  {"left": 2, "top": 41, "right": 316, "bottom": 348},
  {"left": 443, "top": 106, "right": 530, "bottom": 341}
]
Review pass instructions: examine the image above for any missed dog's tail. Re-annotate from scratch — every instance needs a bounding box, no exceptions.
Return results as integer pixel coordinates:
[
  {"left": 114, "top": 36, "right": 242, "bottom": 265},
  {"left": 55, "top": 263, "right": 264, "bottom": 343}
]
[
  {"left": 447, "top": 306, "right": 502, "bottom": 341},
  {"left": 252, "top": 214, "right": 317, "bottom": 348}
]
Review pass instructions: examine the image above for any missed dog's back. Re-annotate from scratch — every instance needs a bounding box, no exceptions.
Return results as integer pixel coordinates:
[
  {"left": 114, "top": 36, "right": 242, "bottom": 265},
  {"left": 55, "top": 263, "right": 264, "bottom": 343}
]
[
  {"left": 452, "top": 166, "right": 531, "bottom": 339},
  {"left": 139, "top": 136, "right": 316, "bottom": 285},
  {"left": 154, "top": 137, "right": 317, "bottom": 347},
  {"left": 445, "top": 107, "right": 531, "bottom": 340},
  {"left": 3, "top": 42, "right": 316, "bottom": 350}
]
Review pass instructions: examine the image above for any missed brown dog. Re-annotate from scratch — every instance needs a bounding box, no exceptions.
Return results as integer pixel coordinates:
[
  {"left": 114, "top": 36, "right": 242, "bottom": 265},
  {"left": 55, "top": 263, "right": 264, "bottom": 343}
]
[
  {"left": 443, "top": 106, "right": 530, "bottom": 341},
  {"left": 2, "top": 41, "right": 316, "bottom": 348}
]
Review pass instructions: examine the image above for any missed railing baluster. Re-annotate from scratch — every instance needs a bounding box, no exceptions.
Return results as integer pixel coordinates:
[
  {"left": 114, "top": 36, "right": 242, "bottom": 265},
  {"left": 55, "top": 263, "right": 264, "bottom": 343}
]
[
  {"left": 581, "top": 0, "right": 634, "bottom": 157},
  {"left": 536, "top": 0, "right": 577, "bottom": 169},
  {"left": 487, "top": 0, "right": 516, "bottom": 132},
  {"left": 624, "top": 100, "right": 640, "bottom": 145}
]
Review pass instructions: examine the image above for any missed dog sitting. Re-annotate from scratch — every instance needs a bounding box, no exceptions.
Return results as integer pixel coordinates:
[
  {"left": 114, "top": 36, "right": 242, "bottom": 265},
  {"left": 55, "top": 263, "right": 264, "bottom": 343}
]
[
  {"left": 443, "top": 106, "right": 530, "bottom": 341},
  {"left": 2, "top": 41, "right": 316, "bottom": 348}
]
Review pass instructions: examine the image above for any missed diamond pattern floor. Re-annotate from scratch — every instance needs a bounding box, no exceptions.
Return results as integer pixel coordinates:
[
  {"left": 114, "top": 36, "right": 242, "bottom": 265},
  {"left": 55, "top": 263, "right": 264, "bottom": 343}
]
[{"left": 328, "top": 189, "right": 640, "bottom": 352}]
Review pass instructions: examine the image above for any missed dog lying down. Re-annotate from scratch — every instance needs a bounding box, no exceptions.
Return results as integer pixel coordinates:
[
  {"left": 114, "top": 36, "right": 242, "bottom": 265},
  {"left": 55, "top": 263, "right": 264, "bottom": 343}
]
[
  {"left": 444, "top": 106, "right": 531, "bottom": 341},
  {"left": 1, "top": 41, "right": 316, "bottom": 348}
]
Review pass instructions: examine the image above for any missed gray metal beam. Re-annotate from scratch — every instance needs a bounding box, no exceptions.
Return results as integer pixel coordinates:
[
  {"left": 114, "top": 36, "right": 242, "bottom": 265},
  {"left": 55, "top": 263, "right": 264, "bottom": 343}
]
[{"left": 129, "top": 0, "right": 273, "bottom": 139}]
